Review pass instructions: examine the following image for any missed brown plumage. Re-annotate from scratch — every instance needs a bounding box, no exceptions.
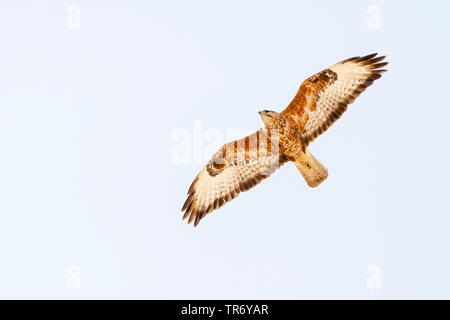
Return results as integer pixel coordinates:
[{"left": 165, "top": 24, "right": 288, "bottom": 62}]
[
  {"left": 282, "top": 53, "right": 387, "bottom": 144},
  {"left": 182, "top": 53, "right": 388, "bottom": 226}
]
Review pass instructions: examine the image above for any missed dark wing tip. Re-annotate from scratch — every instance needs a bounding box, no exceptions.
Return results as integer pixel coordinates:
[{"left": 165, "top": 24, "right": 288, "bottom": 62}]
[
  {"left": 358, "top": 53, "right": 378, "bottom": 61},
  {"left": 364, "top": 54, "right": 388, "bottom": 74},
  {"left": 341, "top": 53, "right": 387, "bottom": 65},
  {"left": 372, "top": 62, "right": 388, "bottom": 69},
  {"left": 194, "top": 214, "right": 200, "bottom": 227}
]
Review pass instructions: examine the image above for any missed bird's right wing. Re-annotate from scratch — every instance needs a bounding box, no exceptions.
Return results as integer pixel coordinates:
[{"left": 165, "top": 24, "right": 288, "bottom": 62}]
[{"left": 181, "top": 129, "right": 288, "bottom": 227}]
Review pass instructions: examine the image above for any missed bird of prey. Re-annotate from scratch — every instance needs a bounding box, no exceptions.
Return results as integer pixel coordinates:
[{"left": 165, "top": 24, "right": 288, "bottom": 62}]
[{"left": 181, "top": 53, "right": 388, "bottom": 226}]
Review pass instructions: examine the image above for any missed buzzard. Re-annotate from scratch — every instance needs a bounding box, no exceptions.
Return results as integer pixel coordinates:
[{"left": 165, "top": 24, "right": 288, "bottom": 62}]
[{"left": 181, "top": 53, "right": 388, "bottom": 226}]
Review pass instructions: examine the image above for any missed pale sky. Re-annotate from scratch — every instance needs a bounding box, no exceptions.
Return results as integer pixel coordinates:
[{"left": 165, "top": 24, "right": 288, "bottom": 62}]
[{"left": 0, "top": 0, "right": 449, "bottom": 299}]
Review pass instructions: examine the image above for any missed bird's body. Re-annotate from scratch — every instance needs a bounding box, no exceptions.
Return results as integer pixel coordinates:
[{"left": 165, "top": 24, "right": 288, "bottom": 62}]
[
  {"left": 259, "top": 111, "right": 327, "bottom": 187},
  {"left": 182, "top": 53, "right": 388, "bottom": 226}
]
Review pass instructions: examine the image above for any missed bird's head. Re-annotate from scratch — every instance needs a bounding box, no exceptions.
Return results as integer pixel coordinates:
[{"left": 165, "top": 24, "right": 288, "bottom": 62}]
[{"left": 259, "top": 110, "right": 285, "bottom": 130}]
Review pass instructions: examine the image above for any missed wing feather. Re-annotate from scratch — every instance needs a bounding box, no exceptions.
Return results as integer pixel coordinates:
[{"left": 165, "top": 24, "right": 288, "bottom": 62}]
[
  {"left": 181, "top": 129, "right": 287, "bottom": 227},
  {"left": 282, "top": 53, "right": 388, "bottom": 144}
]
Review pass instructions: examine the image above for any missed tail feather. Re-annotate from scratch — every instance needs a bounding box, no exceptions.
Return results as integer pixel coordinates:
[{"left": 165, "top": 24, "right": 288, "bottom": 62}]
[{"left": 293, "top": 149, "right": 328, "bottom": 188}]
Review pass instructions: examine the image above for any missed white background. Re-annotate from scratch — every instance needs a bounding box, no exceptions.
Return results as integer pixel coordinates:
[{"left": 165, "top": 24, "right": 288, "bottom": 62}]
[{"left": 0, "top": 1, "right": 449, "bottom": 299}]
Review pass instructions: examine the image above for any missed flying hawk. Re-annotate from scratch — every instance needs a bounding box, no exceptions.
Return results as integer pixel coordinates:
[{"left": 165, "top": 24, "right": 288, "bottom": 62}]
[{"left": 181, "top": 53, "right": 388, "bottom": 226}]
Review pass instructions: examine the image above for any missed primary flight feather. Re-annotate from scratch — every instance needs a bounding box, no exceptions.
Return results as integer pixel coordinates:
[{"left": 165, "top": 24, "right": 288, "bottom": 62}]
[{"left": 181, "top": 53, "right": 388, "bottom": 226}]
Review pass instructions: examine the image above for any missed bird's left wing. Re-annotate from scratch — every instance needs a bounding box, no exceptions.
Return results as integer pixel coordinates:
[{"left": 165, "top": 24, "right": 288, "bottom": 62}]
[
  {"left": 181, "top": 129, "right": 288, "bottom": 227},
  {"left": 282, "top": 53, "right": 388, "bottom": 144}
]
